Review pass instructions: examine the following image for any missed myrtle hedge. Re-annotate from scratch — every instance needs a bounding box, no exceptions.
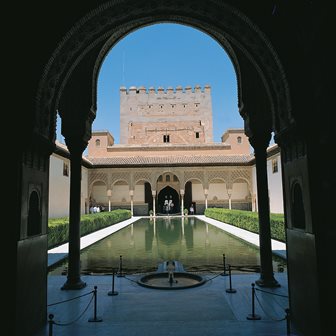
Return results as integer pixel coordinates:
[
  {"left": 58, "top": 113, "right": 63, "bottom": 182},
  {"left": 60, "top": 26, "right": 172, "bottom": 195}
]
[
  {"left": 204, "top": 208, "right": 285, "bottom": 242},
  {"left": 48, "top": 209, "right": 131, "bottom": 249}
]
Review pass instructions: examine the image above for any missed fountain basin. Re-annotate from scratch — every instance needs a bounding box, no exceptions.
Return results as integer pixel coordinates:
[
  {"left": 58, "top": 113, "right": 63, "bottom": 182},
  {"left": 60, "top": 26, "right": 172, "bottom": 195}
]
[{"left": 137, "top": 261, "right": 206, "bottom": 289}]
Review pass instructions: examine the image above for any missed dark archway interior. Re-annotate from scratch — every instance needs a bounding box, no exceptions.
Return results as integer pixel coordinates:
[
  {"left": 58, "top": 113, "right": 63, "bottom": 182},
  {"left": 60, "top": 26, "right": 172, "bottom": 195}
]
[
  {"left": 144, "top": 182, "right": 153, "bottom": 212},
  {"left": 158, "top": 186, "right": 180, "bottom": 214}
]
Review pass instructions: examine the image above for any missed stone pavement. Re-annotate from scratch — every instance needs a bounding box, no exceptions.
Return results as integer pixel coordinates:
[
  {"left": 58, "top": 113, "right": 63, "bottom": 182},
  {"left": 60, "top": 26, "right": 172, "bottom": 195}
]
[{"left": 36, "top": 272, "right": 298, "bottom": 336}]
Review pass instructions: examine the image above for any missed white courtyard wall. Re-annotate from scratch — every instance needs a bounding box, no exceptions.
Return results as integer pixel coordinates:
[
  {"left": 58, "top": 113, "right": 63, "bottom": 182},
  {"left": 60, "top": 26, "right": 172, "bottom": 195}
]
[
  {"left": 92, "top": 185, "right": 107, "bottom": 204},
  {"left": 232, "top": 182, "right": 249, "bottom": 199},
  {"left": 267, "top": 155, "right": 284, "bottom": 214},
  {"left": 111, "top": 185, "right": 130, "bottom": 203},
  {"left": 251, "top": 152, "right": 284, "bottom": 214},
  {"left": 134, "top": 184, "right": 145, "bottom": 202},
  {"left": 192, "top": 183, "right": 204, "bottom": 201},
  {"left": 208, "top": 182, "right": 228, "bottom": 200},
  {"left": 49, "top": 154, "right": 88, "bottom": 218}
]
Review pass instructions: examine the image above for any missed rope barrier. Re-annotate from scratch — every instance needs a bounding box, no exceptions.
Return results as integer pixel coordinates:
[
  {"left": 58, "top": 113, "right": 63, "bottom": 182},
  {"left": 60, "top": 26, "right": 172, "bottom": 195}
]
[
  {"left": 47, "top": 290, "right": 94, "bottom": 307},
  {"left": 246, "top": 283, "right": 261, "bottom": 320},
  {"left": 52, "top": 293, "right": 94, "bottom": 326},
  {"left": 254, "top": 290, "right": 286, "bottom": 322},
  {"left": 204, "top": 271, "right": 225, "bottom": 282},
  {"left": 47, "top": 286, "right": 103, "bottom": 336},
  {"left": 255, "top": 287, "right": 289, "bottom": 298}
]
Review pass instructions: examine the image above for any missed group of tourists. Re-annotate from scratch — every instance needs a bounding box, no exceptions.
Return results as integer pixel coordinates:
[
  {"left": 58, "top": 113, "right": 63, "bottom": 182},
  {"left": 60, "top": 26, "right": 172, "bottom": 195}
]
[{"left": 89, "top": 205, "right": 105, "bottom": 213}]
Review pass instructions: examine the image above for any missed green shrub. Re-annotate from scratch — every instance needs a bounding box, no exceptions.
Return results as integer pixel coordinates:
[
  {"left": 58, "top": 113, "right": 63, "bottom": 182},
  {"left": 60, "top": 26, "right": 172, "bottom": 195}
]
[
  {"left": 48, "top": 209, "right": 131, "bottom": 249},
  {"left": 204, "top": 208, "right": 285, "bottom": 242}
]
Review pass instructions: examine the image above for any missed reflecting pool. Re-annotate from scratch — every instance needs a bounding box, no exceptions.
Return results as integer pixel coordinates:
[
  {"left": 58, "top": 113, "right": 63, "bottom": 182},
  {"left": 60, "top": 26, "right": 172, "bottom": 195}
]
[{"left": 49, "top": 217, "right": 286, "bottom": 275}]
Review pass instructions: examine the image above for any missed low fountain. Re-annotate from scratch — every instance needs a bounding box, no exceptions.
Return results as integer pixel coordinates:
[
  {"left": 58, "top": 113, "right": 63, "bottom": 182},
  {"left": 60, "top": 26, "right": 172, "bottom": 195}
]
[{"left": 137, "top": 260, "right": 205, "bottom": 290}]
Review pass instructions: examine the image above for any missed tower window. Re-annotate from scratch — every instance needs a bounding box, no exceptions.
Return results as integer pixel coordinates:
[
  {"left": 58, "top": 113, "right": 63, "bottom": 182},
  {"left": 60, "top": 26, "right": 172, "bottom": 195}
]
[
  {"left": 166, "top": 175, "right": 171, "bottom": 182},
  {"left": 95, "top": 139, "right": 100, "bottom": 147},
  {"left": 237, "top": 136, "right": 242, "bottom": 144},
  {"left": 63, "top": 162, "right": 69, "bottom": 177},
  {"left": 272, "top": 158, "right": 278, "bottom": 173},
  {"left": 163, "top": 135, "right": 170, "bottom": 143},
  {"left": 195, "top": 132, "right": 200, "bottom": 138}
]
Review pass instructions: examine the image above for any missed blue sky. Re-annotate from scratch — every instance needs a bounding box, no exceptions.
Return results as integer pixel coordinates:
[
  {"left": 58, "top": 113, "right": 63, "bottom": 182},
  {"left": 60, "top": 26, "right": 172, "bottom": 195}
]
[{"left": 57, "top": 23, "right": 243, "bottom": 143}]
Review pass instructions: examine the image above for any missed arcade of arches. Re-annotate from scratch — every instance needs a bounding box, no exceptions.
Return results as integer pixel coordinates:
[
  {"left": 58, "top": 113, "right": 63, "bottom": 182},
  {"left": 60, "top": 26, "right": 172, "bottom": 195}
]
[
  {"left": 13, "top": 2, "right": 331, "bottom": 336},
  {"left": 89, "top": 169, "right": 252, "bottom": 216}
]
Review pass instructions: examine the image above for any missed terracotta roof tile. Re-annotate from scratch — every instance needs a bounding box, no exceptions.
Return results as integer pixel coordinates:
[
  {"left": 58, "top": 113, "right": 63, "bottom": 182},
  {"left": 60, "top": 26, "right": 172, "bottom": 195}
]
[{"left": 88, "top": 154, "right": 253, "bottom": 166}]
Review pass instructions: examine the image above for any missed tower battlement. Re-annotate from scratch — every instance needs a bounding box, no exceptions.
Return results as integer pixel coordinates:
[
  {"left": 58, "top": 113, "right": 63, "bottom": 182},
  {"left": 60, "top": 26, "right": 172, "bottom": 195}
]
[
  {"left": 119, "top": 84, "right": 213, "bottom": 145},
  {"left": 120, "top": 84, "right": 211, "bottom": 95}
]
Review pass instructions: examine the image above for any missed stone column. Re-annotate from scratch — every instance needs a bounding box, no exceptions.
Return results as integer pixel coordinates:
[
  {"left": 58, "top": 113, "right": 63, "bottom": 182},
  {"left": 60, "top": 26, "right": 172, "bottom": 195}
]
[
  {"left": 152, "top": 190, "right": 156, "bottom": 216},
  {"left": 251, "top": 134, "right": 279, "bottom": 288},
  {"left": 204, "top": 189, "right": 208, "bottom": 210},
  {"left": 129, "top": 190, "right": 134, "bottom": 216},
  {"left": 227, "top": 188, "right": 232, "bottom": 210},
  {"left": 62, "top": 142, "right": 86, "bottom": 290},
  {"left": 180, "top": 189, "right": 185, "bottom": 216},
  {"left": 107, "top": 189, "right": 112, "bottom": 212}
]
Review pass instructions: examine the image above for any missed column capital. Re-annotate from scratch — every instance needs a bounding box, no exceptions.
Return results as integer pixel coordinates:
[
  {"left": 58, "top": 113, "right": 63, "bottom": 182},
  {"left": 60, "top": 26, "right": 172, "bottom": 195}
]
[
  {"left": 152, "top": 190, "right": 156, "bottom": 196},
  {"left": 249, "top": 131, "right": 272, "bottom": 152},
  {"left": 180, "top": 189, "right": 185, "bottom": 196}
]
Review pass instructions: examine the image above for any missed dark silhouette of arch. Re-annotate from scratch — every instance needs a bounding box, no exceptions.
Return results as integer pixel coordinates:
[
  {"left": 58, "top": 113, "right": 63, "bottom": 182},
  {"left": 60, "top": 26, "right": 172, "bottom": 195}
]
[{"left": 27, "top": 191, "right": 41, "bottom": 236}]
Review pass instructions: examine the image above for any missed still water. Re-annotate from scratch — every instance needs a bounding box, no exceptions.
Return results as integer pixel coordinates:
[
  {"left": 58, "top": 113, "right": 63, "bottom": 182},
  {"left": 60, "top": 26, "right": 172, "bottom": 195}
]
[{"left": 49, "top": 217, "right": 285, "bottom": 275}]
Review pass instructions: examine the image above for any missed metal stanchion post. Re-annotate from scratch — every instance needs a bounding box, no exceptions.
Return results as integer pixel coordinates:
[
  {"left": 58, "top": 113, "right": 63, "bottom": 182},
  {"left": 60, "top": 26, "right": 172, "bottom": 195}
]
[
  {"left": 285, "top": 308, "right": 291, "bottom": 335},
  {"left": 225, "top": 264, "right": 237, "bottom": 293},
  {"left": 108, "top": 269, "right": 119, "bottom": 296},
  {"left": 247, "top": 283, "right": 261, "bottom": 320},
  {"left": 117, "top": 255, "right": 124, "bottom": 277},
  {"left": 48, "top": 314, "right": 54, "bottom": 336},
  {"left": 221, "top": 253, "right": 228, "bottom": 276},
  {"left": 88, "top": 286, "right": 103, "bottom": 322}
]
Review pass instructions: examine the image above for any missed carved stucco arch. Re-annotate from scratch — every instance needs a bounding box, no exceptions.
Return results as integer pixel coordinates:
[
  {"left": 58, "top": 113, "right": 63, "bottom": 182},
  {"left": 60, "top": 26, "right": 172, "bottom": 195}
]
[
  {"left": 88, "top": 179, "right": 107, "bottom": 200},
  {"left": 209, "top": 177, "right": 227, "bottom": 184},
  {"left": 36, "top": 0, "right": 291, "bottom": 143},
  {"left": 231, "top": 176, "right": 252, "bottom": 196},
  {"left": 111, "top": 178, "right": 130, "bottom": 187},
  {"left": 184, "top": 177, "right": 204, "bottom": 189},
  {"left": 88, "top": 170, "right": 108, "bottom": 197},
  {"left": 154, "top": 170, "right": 180, "bottom": 182}
]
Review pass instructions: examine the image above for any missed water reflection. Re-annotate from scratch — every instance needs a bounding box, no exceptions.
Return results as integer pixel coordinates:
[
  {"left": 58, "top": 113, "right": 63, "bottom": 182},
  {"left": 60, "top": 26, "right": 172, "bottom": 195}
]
[{"left": 50, "top": 217, "right": 285, "bottom": 275}]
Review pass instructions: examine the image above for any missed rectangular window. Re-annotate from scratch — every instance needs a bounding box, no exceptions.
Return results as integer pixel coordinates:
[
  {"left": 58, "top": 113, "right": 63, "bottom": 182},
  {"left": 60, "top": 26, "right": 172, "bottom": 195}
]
[
  {"left": 63, "top": 162, "right": 69, "bottom": 177},
  {"left": 195, "top": 132, "right": 200, "bottom": 138},
  {"left": 163, "top": 135, "right": 170, "bottom": 143},
  {"left": 272, "top": 158, "right": 278, "bottom": 173}
]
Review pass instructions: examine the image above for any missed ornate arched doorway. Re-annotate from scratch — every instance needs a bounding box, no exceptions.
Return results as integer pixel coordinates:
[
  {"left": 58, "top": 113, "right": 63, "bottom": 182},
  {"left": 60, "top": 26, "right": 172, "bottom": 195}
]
[{"left": 157, "top": 186, "right": 180, "bottom": 214}]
